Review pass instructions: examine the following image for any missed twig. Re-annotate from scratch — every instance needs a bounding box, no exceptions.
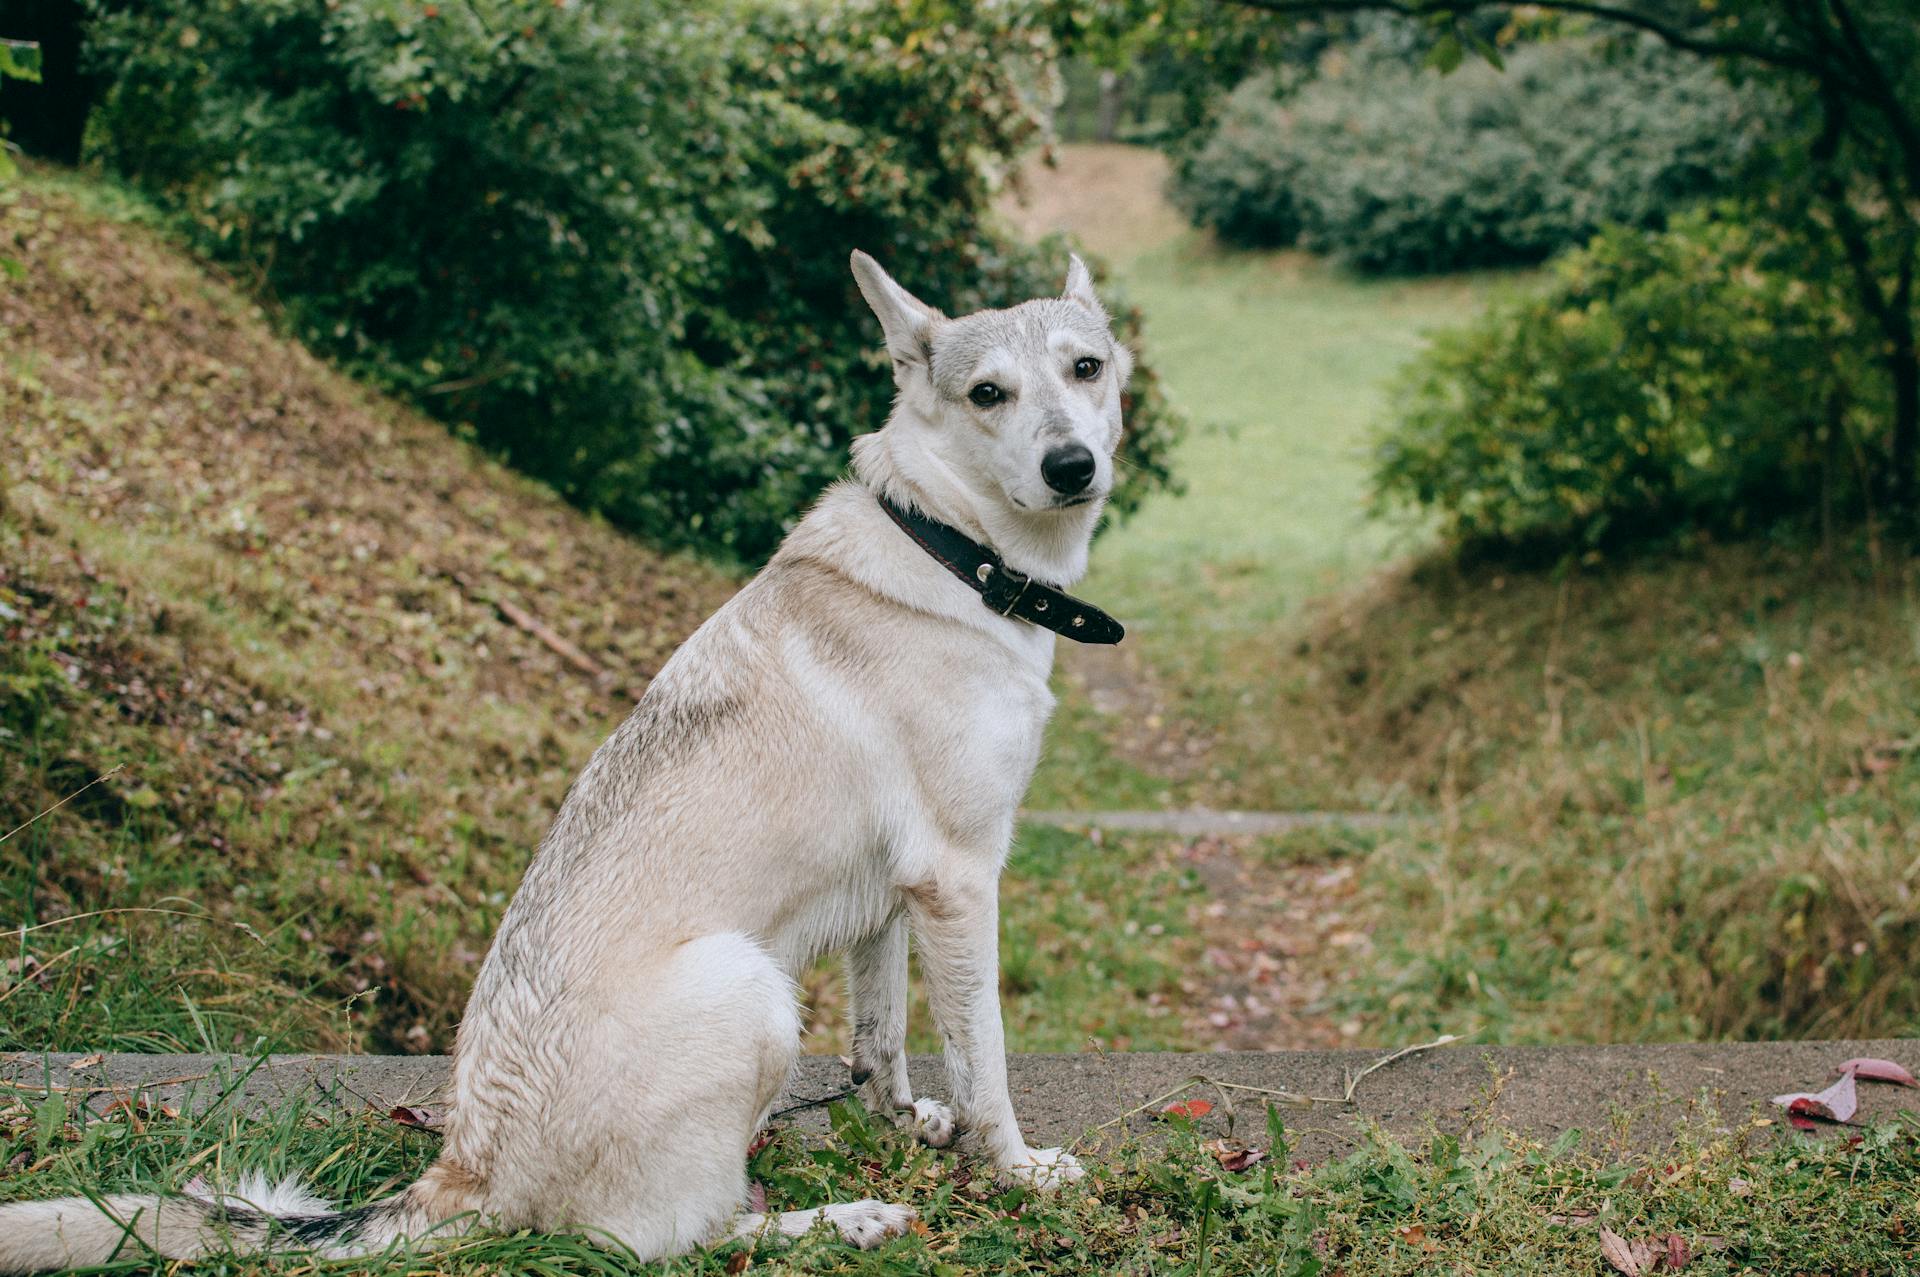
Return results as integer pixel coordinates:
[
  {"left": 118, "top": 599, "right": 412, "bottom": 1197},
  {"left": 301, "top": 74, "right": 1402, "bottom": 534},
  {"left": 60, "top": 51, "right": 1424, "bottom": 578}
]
[
  {"left": 0, "top": 1071, "right": 211, "bottom": 1094},
  {"left": 446, "top": 571, "right": 639, "bottom": 700},
  {"left": 1340, "top": 1033, "right": 1464, "bottom": 1102},
  {"left": 769, "top": 1087, "right": 855, "bottom": 1120},
  {"left": 1082, "top": 1033, "right": 1467, "bottom": 1141},
  {"left": 0, "top": 765, "right": 124, "bottom": 846},
  {"left": 5, "top": 907, "right": 267, "bottom": 948}
]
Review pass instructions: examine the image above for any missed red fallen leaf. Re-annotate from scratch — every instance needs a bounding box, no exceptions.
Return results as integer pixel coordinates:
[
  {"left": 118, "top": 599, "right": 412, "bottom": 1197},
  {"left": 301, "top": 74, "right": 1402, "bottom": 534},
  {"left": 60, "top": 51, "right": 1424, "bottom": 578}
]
[
  {"left": 1662, "top": 1233, "right": 1691, "bottom": 1271},
  {"left": 746, "top": 1130, "right": 774, "bottom": 1158},
  {"left": 1835, "top": 1057, "right": 1920, "bottom": 1088},
  {"left": 1786, "top": 1112, "right": 1820, "bottom": 1131},
  {"left": 1159, "top": 1099, "right": 1212, "bottom": 1120},
  {"left": 1773, "top": 1071, "right": 1858, "bottom": 1124},
  {"left": 387, "top": 1105, "right": 442, "bottom": 1130}
]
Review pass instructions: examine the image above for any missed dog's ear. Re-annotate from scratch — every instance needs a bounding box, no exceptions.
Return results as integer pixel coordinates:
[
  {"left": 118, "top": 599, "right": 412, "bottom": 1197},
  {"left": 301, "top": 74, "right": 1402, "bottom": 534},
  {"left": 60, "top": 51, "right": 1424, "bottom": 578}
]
[
  {"left": 1062, "top": 254, "right": 1108, "bottom": 321},
  {"left": 851, "top": 251, "right": 941, "bottom": 377}
]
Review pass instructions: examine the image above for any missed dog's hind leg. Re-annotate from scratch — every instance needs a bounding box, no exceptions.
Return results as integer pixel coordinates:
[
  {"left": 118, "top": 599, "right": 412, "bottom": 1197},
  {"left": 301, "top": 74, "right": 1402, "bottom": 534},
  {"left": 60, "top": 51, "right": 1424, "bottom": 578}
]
[
  {"left": 847, "top": 917, "right": 955, "bottom": 1148},
  {"left": 562, "top": 932, "right": 915, "bottom": 1260}
]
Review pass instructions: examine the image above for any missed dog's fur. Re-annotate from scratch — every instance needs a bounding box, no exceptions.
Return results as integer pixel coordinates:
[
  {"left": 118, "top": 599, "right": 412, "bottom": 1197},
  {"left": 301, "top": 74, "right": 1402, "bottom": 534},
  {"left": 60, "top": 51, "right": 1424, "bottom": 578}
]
[{"left": 0, "top": 252, "right": 1132, "bottom": 1272}]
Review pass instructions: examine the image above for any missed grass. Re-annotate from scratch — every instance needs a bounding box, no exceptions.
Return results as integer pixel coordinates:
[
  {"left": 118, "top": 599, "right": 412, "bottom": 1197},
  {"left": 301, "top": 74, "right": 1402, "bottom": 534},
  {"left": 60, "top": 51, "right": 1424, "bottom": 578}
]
[
  {"left": 2, "top": 1069, "right": 1916, "bottom": 1274},
  {"left": 0, "top": 169, "right": 1204, "bottom": 1063}
]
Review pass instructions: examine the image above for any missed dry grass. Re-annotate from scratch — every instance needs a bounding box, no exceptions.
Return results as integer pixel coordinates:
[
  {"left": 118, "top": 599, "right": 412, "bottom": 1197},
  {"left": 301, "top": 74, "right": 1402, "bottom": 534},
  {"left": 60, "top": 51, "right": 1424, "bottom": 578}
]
[{"left": 1, "top": 173, "right": 734, "bottom": 1050}]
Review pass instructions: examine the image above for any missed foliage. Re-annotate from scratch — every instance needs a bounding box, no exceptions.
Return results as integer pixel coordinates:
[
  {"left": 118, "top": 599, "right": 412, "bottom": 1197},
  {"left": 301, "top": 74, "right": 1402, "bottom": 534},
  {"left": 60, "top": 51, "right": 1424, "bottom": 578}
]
[
  {"left": 3, "top": 1072, "right": 1918, "bottom": 1274},
  {"left": 1173, "top": 36, "right": 1771, "bottom": 272},
  {"left": 1373, "top": 210, "right": 1880, "bottom": 550},
  {"left": 78, "top": 0, "right": 1180, "bottom": 561}
]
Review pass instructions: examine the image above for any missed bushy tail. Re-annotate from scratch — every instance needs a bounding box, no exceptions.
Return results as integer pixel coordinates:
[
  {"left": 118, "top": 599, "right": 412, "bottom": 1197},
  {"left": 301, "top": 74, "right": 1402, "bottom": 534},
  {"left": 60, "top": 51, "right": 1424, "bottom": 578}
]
[{"left": 0, "top": 1164, "right": 481, "bottom": 1274}]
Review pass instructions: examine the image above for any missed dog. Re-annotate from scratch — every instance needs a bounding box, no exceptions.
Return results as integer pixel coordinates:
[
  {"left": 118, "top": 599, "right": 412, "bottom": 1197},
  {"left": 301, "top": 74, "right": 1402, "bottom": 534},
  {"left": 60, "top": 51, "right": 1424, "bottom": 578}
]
[{"left": 0, "top": 250, "right": 1133, "bottom": 1271}]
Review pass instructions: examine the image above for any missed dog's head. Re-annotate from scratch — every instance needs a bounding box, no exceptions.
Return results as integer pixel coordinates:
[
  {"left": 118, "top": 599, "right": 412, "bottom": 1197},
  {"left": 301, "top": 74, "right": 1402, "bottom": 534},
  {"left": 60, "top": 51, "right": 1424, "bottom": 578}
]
[{"left": 850, "top": 251, "right": 1133, "bottom": 518}]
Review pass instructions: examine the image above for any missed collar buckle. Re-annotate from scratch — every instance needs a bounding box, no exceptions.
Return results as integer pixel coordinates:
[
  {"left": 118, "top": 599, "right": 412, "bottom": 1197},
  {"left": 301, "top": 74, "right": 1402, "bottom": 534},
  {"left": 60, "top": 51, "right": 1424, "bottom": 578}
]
[{"left": 978, "top": 562, "right": 1033, "bottom": 617}]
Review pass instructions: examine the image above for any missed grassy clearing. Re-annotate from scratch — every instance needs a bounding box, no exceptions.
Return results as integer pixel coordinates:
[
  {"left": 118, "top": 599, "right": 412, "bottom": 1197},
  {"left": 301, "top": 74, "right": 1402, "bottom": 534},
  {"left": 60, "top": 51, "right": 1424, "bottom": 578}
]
[
  {"left": 2, "top": 1078, "right": 1915, "bottom": 1274},
  {"left": 1010, "top": 145, "right": 1920, "bottom": 1049},
  {"left": 0, "top": 170, "right": 1201, "bottom": 1061}
]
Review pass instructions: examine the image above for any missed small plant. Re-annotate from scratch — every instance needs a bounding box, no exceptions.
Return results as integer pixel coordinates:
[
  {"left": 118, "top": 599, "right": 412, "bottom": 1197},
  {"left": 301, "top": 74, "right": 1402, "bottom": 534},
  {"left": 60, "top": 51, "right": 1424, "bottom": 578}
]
[{"left": 1372, "top": 208, "right": 1880, "bottom": 551}]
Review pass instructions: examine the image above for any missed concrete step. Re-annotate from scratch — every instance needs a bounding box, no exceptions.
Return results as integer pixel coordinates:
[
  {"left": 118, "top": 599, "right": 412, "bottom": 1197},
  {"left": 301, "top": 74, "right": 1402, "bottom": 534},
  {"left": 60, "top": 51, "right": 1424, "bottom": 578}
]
[
  {"left": 6, "top": 1040, "right": 1915, "bottom": 1159},
  {"left": 1020, "top": 808, "right": 1405, "bottom": 837}
]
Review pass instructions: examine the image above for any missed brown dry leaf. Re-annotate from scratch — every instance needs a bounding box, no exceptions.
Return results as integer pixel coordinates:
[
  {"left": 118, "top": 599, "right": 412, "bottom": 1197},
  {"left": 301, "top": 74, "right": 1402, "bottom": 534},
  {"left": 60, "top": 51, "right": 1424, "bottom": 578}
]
[
  {"left": 67, "top": 1054, "right": 105, "bottom": 1070},
  {"left": 1663, "top": 1234, "right": 1691, "bottom": 1271},
  {"left": 724, "top": 1249, "right": 751, "bottom": 1274},
  {"left": 387, "top": 1104, "right": 442, "bottom": 1130},
  {"left": 1394, "top": 1222, "right": 1437, "bottom": 1253},
  {"left": 1599, "top": 1226, "right": 1642, "bottom": 1276},
  {"left": 1547, "top": 1209, "right": 1599, "bottom": 1228},
  {"left": 1202, "top": 1138, "right": 1267, "bottom": 1173}
]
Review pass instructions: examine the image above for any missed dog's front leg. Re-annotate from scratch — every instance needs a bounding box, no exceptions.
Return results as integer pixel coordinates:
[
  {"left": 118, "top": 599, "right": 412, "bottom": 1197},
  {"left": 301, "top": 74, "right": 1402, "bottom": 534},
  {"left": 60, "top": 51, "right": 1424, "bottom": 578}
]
[
  {"left": 904, "top": 868, "right": 1083, "bottom": 1190},
  {"left": 847, "top": 917, "right": 955, "bottom": 1148}
]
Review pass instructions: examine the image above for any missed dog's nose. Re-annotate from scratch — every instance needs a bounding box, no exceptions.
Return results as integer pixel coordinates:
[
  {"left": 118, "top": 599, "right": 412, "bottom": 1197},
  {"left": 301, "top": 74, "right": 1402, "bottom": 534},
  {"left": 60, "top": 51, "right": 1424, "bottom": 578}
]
[{"left": 1040, "top": 443, "right": 1096, "bottom": 496}]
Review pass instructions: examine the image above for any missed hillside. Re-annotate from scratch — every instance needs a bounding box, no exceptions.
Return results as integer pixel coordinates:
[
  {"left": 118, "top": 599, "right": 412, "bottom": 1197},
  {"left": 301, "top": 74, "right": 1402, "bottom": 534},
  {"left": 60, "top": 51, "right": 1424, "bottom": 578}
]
[{"left": 1, "top": 175, "right": 736, "bottom": 1052}]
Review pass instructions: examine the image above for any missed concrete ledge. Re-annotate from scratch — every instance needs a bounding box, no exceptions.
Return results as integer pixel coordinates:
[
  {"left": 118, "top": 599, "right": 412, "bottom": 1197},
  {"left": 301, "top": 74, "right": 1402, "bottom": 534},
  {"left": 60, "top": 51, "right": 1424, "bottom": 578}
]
[{"left": 6, "top": 1041, "right": 1916, "bottom": 1160}]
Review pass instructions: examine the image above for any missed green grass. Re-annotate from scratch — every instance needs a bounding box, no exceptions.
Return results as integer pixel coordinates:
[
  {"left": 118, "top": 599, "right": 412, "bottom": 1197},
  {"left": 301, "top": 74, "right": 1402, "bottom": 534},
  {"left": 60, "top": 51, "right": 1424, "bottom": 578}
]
[
  {"left": 0, "top": 170, "right": 1208, "bottom": 1063},
  {"left": 3, "top": 1069, "right": 1915, "bottom": 1274},
  {"left": 1031, "top": 223, "right": 1532, "bottom": 813},
  {"left": 1092, "top": 239, "right": 1524, "bottom": 631}
]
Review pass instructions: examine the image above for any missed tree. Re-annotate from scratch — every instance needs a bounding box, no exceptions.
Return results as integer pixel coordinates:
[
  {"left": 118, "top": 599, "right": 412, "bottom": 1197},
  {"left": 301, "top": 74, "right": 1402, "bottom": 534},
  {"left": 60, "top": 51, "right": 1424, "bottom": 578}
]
[{"left": 1230, "top": 0, "right": 1920, "bottom": 526}]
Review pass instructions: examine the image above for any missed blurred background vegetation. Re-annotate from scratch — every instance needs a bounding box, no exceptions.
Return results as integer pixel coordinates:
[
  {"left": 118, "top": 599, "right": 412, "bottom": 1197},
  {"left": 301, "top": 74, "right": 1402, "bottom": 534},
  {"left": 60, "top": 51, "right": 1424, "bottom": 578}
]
[{"left": 1, "top": 0, "right": 1916, "bottom": 1061}]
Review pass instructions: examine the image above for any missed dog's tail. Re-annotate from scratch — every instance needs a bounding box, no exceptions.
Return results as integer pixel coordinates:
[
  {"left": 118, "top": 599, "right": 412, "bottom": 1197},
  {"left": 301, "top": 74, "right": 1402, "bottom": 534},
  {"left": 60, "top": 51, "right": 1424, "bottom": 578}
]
[{"left": 0, "top": 1159, "right": 484, "bottom": 1274}]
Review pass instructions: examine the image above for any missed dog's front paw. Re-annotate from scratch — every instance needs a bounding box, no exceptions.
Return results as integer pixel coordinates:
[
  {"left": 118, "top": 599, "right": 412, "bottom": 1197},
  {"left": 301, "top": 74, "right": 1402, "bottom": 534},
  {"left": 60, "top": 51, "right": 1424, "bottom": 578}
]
[
  {"left": 821, "top": 1200, "right": 917, "bottom": 1249},
  {"left": 907, "top": 1097, "right": 957, "bottom": 1149},
  {"left": 999, "top": 1146, "right": 1084, "bottom": 1192}
]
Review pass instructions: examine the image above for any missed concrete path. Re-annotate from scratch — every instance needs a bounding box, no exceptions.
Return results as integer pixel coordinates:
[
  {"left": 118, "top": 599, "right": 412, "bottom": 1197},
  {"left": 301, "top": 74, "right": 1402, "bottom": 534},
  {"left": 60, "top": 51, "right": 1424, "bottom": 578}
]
[
  {"left": 7, "top": 1040, "right": 1914, "bottom": 1161},
  {"left": 1021, "top": 808, "right": 1404, "bottom": 838}
]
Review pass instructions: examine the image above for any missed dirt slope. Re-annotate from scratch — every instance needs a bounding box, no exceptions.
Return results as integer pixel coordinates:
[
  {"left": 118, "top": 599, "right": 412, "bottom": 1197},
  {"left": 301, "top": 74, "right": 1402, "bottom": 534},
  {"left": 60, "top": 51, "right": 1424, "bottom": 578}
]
[{"left": 1, "top": 175, "right": 735, "bottom": 1051}]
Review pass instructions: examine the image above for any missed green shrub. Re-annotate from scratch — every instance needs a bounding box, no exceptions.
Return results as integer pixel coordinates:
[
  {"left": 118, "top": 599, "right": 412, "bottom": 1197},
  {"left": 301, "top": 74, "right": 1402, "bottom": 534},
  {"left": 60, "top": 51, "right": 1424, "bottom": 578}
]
[
  {"left": 1173, "top": 38, "right": 1772, "bottom": 273},
  {"left": 1372, "top": 209, "right": 1883, "bottom": 549},
  {"left": 81, "top": 0, "right": 1179, "bottom": 560}
]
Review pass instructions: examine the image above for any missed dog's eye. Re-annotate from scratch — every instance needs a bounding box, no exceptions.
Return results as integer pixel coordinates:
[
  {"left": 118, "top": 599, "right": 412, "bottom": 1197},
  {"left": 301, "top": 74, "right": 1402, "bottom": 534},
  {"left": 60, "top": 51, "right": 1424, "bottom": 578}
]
[
  {"left": 1074, "top": 357, "right": 1103, "bottom": 381},
  {"left": 968, "top": 382, "right": 1004, "bottom": 408}
]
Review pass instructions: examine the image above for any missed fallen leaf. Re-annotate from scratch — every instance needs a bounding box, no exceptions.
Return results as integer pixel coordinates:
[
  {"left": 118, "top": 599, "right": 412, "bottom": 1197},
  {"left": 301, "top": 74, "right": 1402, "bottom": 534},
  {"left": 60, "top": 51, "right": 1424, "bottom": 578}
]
[
  {"left": 67, "top": 1054, "right": 104, "bottom": 1070},
  {"left": 1662, "top": 1234, "right": 1691, "bottom": 1270},
  {"left": 1393, "top": 1222, "right": 1437, "bottom": 1252},
  {"left": 1159, "top": 1099, "right": 1213, "bottom": 1120},
  {"left": 1547, "top": 1209, "right": 1599, "bottom": 1227},
  {"left": 1727, "top": 1178, "right": 1751, "bottom": 1197},
  {"left": 1834, "top": 1057, "right": 1919, "bottom": 1088},
  {"left": 387, "top": 1104, "right": 443, "bottom": 1130},
  {"left": 1599, "top": 1225, "right": 1642, "bottom": 1276},
  {"left": 725, "top": 1249, "right": 751, "bottom": 1273},
  {"left": 1202, "top": 1139, "right": 1266, "bottom": 1172},
  {"left": 1772, "top": 1071, "right": 1858, "bottom": 1124}
]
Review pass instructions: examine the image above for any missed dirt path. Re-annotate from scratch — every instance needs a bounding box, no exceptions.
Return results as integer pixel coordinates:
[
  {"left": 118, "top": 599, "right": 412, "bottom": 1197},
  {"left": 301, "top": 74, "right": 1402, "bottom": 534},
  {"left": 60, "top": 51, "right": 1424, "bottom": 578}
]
[{"left": 1005, "top": 146, "right": 1389, "bottom": 1050}]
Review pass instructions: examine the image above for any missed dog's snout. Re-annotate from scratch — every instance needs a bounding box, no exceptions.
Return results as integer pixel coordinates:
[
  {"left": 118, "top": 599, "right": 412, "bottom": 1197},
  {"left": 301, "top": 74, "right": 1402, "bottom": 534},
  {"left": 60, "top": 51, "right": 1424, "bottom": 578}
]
[{"left": 1040, "top": 443, "right": 1096, "bottom": 496}]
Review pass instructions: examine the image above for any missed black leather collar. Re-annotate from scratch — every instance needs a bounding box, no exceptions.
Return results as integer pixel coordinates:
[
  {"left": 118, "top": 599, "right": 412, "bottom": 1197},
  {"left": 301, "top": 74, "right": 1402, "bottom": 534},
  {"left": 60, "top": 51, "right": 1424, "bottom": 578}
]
[{"left": 876, "top": 494, "right": 1125, "bottom": 645}]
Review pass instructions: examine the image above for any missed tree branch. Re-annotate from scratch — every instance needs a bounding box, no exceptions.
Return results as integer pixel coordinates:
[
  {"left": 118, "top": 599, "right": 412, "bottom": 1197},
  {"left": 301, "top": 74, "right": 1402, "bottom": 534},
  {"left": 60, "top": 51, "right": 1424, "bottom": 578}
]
[{"left": 1230, "top": 0, "right": 1823, "bottom": 74}]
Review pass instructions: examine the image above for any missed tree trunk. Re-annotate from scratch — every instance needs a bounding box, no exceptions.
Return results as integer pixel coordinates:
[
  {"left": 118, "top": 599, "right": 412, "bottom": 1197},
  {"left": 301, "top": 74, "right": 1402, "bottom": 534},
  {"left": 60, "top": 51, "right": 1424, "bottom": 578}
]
[{"left": 1094, "top": 69, "right": 1128, "bottom": 143}]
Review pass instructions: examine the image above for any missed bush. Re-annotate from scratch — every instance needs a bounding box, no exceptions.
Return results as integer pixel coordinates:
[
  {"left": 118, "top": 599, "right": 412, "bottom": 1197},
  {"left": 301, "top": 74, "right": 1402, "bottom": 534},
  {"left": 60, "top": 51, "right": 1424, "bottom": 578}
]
[
  {"left": 81, "top": 0, "right": 1179, "bottom": 560},
  {"left": 1173, "top": 37, "right": 1772, "bottom": 273},
  {"left": 1372, "top": 209, "right": 1884, "bottom": 550}
]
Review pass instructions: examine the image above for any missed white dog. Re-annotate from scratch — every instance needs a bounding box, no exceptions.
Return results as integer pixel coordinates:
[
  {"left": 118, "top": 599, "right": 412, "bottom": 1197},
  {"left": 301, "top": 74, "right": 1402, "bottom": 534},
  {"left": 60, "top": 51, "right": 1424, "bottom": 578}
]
[{"left": 0, "top": 251, "right": 1133, "bottom": 1271}]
